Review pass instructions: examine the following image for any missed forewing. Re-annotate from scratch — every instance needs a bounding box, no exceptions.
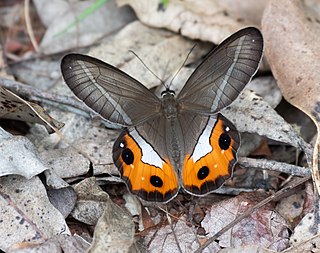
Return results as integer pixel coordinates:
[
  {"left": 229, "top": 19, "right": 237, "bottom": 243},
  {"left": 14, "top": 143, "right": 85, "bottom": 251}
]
[
  {"left": 177, "top": 27, "right": 263, "bottom": 113},
  {"left": 61, "top": 54, "right": 161, "bottom": 127}
]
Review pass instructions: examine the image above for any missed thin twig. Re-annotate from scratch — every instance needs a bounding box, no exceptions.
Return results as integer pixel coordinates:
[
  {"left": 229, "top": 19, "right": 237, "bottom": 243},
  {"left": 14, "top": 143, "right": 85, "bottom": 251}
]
[
  {"left": 238, "top": 157, "right": 310, "bottom": 177},
  {"left": 166, "top": 211, "right": 183, "bottom": 253},
  {"left": 194, "top": 175, "right": 311, "bottom": 253},
  {"left": 24, "top": 0, "right": 39, "bottom": 52}
]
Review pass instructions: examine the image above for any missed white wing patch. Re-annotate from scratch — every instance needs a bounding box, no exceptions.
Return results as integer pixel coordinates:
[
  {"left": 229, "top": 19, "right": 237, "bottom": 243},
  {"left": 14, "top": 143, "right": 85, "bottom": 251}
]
[
  {"left": 191, "top": 116, "right": 217, "bottom": 162},
  {"left": 129, "top": 128, "right": 164, "bottom": 168}
]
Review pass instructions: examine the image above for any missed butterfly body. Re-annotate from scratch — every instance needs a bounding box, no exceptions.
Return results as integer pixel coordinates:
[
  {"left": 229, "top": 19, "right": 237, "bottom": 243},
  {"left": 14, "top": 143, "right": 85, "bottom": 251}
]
[{"left": 61, "top": 27, "right": 263, "bottom": 203}]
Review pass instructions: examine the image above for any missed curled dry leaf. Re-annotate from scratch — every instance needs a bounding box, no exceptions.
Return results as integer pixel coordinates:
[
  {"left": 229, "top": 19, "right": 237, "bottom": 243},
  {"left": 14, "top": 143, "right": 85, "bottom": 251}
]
[
  {"left": 0, "top": 86, "right": 64, "bottom": 134},
  {"left": 117, "top": 0, "right": 267, "bottom": 43},
  {"left": 0, "top": 176, "right": 70, "bottom": 252},
  {"left": 262, "top": 0, "right": 320, "bottom": 193},
  {"left": 201, "top": 192, "right": 289, "bottom": 251},
  {"left": 0, "top": 127, "right": 48, "bottom": 178}
]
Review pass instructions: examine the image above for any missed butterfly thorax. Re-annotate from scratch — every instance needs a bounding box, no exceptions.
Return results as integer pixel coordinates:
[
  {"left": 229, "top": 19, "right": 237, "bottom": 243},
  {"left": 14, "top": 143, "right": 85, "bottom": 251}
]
[
  {"left": 161, "top": 90, "right": 184, "bottom": 172},
  {"left": 161, "top": 90, "right": 177, "bottom": 118}
]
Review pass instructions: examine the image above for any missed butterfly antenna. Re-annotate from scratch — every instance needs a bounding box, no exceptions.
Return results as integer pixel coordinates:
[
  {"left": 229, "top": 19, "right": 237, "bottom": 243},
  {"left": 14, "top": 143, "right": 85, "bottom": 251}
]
[
  {"left": 169, "top": 44, "right": 197, "bottom": 88},
  {"left": 129, "top": 50, "right": 165, "bottom": 87}
]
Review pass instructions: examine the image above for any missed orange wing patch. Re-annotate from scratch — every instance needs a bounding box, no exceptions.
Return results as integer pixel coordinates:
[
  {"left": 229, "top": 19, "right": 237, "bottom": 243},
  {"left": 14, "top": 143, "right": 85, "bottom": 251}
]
[
  {"left": 113, "top": 129, "right": 179, "bottom": 202},
  {"left": 182, "top": 114, "right": 240, "bottom": 195}
]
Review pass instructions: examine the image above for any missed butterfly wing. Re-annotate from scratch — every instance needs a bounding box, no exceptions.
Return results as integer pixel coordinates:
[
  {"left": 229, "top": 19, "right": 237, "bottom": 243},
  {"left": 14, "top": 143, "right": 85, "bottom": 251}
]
[
  {"left": 178, "top": 27, "right": 263, "bottom": 196},
  {"left": 61, "top": 54, "right": 161, "bottom": 127},
  {"left": 113, "top": 115, "right": 179, "bottom": 203},
  {"left": 180, "top": 112, "right": 240, "bottom": 195},
  {"left": 177, "top": 27, "right": 263, "bottom": 114}
]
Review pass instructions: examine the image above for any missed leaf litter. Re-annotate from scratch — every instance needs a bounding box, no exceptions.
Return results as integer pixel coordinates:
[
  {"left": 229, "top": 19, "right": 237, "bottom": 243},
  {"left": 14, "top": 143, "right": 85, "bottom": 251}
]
[{"left": 0, "top": 0, "right": 319, "bottom": 252}]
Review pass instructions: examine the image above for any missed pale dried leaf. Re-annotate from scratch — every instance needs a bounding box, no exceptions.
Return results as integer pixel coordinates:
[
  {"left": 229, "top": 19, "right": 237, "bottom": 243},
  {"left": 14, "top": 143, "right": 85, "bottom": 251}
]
[
  {"left": 0, "top": 127, "right": 48, "bottom": 178},
  {"left": 71, "top": 177, "right": 109, "bottom": 225},
  {"left": 41, "top": 147, "right": 90, "bottom": 178},
  {"left": 0, "top": 86, "right": 64, "bottom": 134},
  {"left": 88, "top": 197, "right": 135, "bottom": 252},
  {"left": 0, "top": 176, "right": 70, "bottom": 252},
  {"left": 246, "top": 76, "right": 282, "bottom": 108},
  {"left": 117, "top": 0, "right": 266, "bottom": 43},
  {"left": 222, "top": 90, "right": 306, "bottom": 149},
  {"left": 201, "top": 192, "right": 289, "bottom": 250},
  {"left": 290, "top": 207, "right": 320, "bottom": 246},
  {"left": 73, "top": 124, "right": 118, "bottom": 175},
  {"left": 47, "top": 186, "right": 77, "bottom": 219},
  {"left": 8, "top": 234, "right": 90, "bottom": 253},
  {"left": 36, "top": 0, "right": 136, "bottom": 54},
  {"left": 284, "top": 234, "right": 320, "bottom": 252}
]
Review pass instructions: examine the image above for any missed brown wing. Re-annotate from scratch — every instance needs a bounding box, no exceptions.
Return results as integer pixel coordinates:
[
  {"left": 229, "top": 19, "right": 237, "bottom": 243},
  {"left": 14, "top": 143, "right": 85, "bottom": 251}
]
[
  {"left": 177, "top": 27, "right": 263, "bottom": 114},
  {"left": 61, "top": 54, "right": 161, "bottom": 127}
]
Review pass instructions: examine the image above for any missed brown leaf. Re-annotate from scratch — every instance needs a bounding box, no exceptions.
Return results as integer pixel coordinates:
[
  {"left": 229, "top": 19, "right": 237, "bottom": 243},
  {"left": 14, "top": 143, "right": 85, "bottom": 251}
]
[{"left": 262, "top": 0, "right": 320, "bottom": 193}]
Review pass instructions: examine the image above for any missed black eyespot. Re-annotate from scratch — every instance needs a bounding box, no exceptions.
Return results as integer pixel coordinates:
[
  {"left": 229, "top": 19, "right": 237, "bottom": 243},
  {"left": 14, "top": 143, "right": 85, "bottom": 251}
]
[
  {"left": 219, "top": 133, "right": 231, "bottom": 150},
  {"left": 122, "top": 148, "right": 134, "bottom": 165},
  {"left": 198, "top": 166, "right": 209, "bottom": 180},
  {"left": 150, "top": 175, "right": 163, "bottom": 188}
]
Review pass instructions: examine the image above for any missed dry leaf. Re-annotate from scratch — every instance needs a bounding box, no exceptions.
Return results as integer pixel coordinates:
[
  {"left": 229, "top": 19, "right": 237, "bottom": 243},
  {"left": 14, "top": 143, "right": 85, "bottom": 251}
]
[
  {"left": 40, "top": 147, "right": 90, "bottom": 178},
  {"left": 201, "top": 192, "right": 289, "bottom": 251},
  {"left": 71, "top": 177, "right": 109, "bottom": 225},
  {"left": 8, "top": 234, "right": 90, "bottom": 253},
  {"left": 262, "top": 0, "right": 320, "bottom": 193},
  {"left": 222, "top": 89, "right": 307, "bottom": 150},
  {"left": 36, "top": 0, "right": 136, "bottom": 54},
  {"left": 0, "top": 175, "right": 70, "bottom": 252},
  {"left": 88, "top": 196, "right": 135, "bottom": 252},
  {"left": 117, "top": 0, "right": 266, "bottom": 44},
  {"left": 0, "top": 86, "right": 64, "bottom": 134},
  {"left": 284, "top": 234, "right": 320, "bottom": 252},
  {"left": 73, "top": 124, "right": 118, "bottom": 176},
  {"left": 0, "top": 127, "right": 49, "bottom": 178},
  {"left": 47, "top": 186, "right": 77, "bottom": 219}
]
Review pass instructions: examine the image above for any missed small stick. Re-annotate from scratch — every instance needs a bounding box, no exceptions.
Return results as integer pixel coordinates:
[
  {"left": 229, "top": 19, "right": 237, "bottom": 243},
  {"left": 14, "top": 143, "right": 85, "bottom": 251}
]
[
  {"left": 24, "top": 0, "right": 39, "bottom": 52},
  {"left": 238, "top": 157, "right": 310, "bottom": 177}
]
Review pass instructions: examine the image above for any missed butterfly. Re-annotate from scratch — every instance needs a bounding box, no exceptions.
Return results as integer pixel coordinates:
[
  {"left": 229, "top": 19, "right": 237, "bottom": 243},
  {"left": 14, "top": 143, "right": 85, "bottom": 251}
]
[{"left": 61, "top": 27, "right": 263, "bottom": 203}]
